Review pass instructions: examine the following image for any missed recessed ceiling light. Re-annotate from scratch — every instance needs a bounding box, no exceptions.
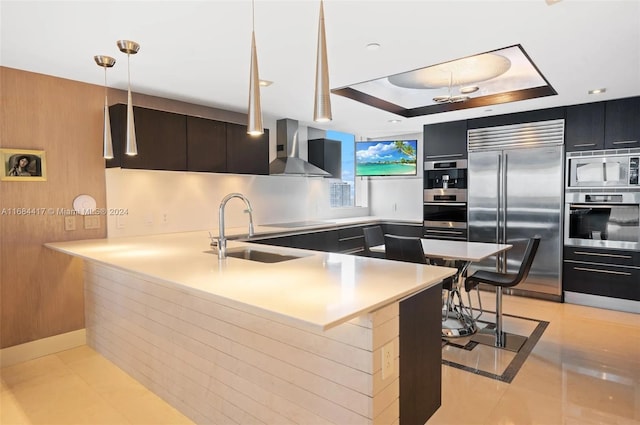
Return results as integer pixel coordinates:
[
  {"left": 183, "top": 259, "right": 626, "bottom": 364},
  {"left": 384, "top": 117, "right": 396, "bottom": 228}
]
[
  {"left": 259, "top": 80, "right": 273, "bottom": 87},
  {"left": 366, "top": 43, "right": 380, "bottom": 51},
  {"left": 588, "top": 88, "right": 606, "bottom": 95},
  {"left": 388, "top": 119, "right": 401, "bottom": 123}
]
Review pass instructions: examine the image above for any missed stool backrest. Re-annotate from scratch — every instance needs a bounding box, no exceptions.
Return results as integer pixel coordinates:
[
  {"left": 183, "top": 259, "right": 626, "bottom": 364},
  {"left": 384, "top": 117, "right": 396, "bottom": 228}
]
[
  {"left": 363, "top": 226, "right": 385, "bottom": 255},
  {"left": 384, "top": 234, "right": 427, "bottom": 264},
  {"left": 510, "top": 236, "right": 541, "bottom": 287}
]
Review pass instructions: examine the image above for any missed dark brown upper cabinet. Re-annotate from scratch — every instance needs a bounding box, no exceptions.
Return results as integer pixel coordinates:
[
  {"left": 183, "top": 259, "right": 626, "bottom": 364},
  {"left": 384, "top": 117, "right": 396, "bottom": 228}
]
[
  {"left": 423, "top": 121, "right": 467, "bottom": 160},
  {"left": 308, "top": 138, "right": 342, "bottom": 178},
  {"left": 225, "top": 122, "right": 270, "bottom": 175},
  {"left": 565, "top": 102, "right": 605, "bottom": 152},
  {"left": 107, "top": 104, "right": 270, "bottom": 175},
  {"left": 604, "top": 97, "right": 640, "bottom": 150},
  {"left": 186, "top": 116, "right": 227, "bottom": 172},
  {"left": 107, "top": 104, "right": 187, "bottom": 171}
]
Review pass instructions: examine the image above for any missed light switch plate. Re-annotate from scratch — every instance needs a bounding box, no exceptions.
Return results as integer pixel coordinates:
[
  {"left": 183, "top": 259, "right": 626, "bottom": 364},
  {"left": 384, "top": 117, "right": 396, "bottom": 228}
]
[
  {"left": 64, "top": 216, "right": 76, "bottom": 231},
  {"left": 84, "top": 215, "right": 100, "bottom": 229}
]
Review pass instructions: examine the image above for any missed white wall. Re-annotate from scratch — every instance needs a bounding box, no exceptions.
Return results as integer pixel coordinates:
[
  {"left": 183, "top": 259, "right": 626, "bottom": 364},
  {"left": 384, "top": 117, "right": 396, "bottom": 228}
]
[
  {"left": 365, "top": 132, "right": 423, "bottom": 222},
  {"left": 105, "top": 168, "right": 369, "bottom": 237}
]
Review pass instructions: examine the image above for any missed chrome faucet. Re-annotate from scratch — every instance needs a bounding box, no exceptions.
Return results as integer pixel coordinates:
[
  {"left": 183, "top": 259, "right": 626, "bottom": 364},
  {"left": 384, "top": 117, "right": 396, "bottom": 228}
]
[{"left": 213, "top": 193, "right": 255, "bottom": 259}]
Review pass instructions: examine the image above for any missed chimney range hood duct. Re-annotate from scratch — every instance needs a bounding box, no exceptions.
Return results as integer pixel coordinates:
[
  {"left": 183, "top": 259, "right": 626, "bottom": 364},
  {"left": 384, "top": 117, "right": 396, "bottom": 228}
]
[{"left": 269, "top": 118, "right": 331, "bottom": 176}]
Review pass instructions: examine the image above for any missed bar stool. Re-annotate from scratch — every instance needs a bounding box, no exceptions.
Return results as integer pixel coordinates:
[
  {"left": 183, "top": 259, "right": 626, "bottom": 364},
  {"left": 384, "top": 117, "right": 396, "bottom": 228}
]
[
  {"left": 464, "top": 236, "right": 541, "bottom": 352},
  {"left": 363, "top": 226, "right": 385, "bottom": 258}
]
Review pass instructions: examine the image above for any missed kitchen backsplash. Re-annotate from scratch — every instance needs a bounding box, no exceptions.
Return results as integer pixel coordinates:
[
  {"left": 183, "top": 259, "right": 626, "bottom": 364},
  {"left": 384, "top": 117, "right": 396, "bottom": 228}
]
[{"left": 105, "top": 168, "right": 372, "bottom": 237}]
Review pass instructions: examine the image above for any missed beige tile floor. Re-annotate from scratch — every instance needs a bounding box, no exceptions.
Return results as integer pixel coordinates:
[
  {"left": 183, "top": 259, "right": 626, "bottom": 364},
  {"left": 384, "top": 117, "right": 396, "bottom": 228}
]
[{"left": 1, "top": 292, "right": 639, "bottom": 425}]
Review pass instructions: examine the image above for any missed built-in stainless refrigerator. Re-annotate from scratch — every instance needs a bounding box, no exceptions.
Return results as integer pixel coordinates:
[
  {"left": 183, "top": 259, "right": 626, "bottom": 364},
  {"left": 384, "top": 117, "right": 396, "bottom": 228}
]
[{"left": 467, "top": 120, "right": 564, "bottom": 299}]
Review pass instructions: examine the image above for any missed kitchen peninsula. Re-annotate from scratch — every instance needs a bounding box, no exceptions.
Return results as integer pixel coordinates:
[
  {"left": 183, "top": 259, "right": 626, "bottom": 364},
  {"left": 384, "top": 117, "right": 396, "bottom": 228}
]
[{"left": 46, "top": 229, "right": 456, "bottom": 425}]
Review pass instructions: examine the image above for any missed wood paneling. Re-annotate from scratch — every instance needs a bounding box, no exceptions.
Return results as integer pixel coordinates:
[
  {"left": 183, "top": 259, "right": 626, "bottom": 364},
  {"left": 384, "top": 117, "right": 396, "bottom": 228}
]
[{"left": 0, "top": 67, "right": 107, "bottom": 348}]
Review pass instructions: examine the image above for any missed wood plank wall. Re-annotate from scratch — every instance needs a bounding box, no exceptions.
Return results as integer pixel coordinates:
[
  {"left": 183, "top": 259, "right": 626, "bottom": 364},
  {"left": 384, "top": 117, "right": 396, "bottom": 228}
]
[{"left": 0, "top": 67, "right": 107, "bottom": 348}]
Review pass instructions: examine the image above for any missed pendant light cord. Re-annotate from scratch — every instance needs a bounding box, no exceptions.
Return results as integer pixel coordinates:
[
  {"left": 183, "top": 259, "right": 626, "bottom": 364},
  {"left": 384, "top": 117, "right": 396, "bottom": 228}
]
[
  {"left": 252, "top": 0, "right": 255, "bottom": 31},
  {"left": 103, "top": 67, "right": 108, "bottom": 106}
]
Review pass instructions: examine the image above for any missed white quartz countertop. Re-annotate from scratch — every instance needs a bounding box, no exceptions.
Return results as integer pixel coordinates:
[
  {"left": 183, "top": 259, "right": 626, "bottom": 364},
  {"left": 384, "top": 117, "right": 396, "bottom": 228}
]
[{"left": 46, "top": 227, "right": 455, "bottom": 331}]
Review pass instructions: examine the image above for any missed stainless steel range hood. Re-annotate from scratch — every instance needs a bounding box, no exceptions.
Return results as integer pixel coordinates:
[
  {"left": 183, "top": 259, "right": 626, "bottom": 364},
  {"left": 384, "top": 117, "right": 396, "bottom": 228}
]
[{"left": 269, "top": 118, "right": 331, "bottom": 176}]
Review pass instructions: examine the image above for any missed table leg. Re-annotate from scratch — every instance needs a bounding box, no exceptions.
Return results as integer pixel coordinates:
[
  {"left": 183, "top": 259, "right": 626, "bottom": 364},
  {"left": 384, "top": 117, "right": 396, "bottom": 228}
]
[{"left": 441, "top": 261, "right": 478, "bottom": 337}]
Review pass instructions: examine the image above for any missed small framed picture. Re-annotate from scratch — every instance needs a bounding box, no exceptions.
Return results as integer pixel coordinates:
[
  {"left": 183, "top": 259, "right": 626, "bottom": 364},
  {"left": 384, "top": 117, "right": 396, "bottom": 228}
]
[{"left": 0, "top": 148, "right": 47, "bottom": 181}]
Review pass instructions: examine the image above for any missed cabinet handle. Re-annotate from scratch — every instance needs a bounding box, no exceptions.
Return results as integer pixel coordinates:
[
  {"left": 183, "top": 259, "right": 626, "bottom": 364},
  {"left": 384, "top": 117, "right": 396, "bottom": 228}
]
[
  {"left": 574, "top": 251, "right": 632, "bottom": 259},
  {"left": 425, "top": 229, "right": 464, "bottom": 235},
  {"left": 573, "top": 143, "right": 597, "bottom": 147},
  {"left": 573, "top": 266, "right": 631, "bottom": 276},
  {"left": 611, "top": 140, "right": 639, "bottom": 145},
  {"left": 426, "top": 153, "right": 464, "bottom": 159},
  {"left": 424, "top": 202, "right": 467, "bottom": 207}
]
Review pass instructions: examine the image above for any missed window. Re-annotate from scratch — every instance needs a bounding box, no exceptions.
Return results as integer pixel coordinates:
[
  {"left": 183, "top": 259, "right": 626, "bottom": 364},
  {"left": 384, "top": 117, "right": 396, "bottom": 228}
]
[{"left": 326, "top": 130, "right": 355, "bottom": 207}]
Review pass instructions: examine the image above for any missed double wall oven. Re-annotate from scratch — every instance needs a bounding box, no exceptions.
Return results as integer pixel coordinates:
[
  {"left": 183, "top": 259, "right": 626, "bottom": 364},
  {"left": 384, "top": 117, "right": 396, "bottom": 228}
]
[
  {"left": 423, "top": 159, "right": 468, "bottom": 240},
  {"left": 565, "top": 150, "right": 640, "bottom": 250}
]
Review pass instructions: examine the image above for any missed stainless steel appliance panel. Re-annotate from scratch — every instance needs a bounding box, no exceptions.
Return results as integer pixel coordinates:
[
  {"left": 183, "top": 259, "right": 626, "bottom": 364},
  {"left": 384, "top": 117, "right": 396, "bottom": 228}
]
[
  {"left": 504, "top": 146, "right": 564, "bottom": 295},
  {"left": 567, "top": 151, "right": 640, "bottom": 188},
  {"left": 565, "top": 192, "right": 640, "bottom": 250},
  {"left": 468, "top": 145, "right": 564, "bottom": 297}
]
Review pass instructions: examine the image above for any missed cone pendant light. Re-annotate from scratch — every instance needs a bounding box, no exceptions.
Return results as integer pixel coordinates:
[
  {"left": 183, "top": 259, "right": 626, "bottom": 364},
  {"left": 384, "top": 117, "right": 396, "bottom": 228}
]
[
  {"left": 314, "top": 0, "right": 332, "bottom": 122},
  {"left": 94, "top": 55, "right": 116, "bottom": 159},
  {"left": 247, "top": 0, "right": 264, "bottom": 136},
  {"left": 117, "top": 40, "right": 140, "bottom": 155}
]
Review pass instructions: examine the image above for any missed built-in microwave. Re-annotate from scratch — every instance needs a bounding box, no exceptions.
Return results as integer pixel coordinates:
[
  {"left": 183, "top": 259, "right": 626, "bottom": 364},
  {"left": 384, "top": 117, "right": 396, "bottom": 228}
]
[{"left": 567, "top": 150, "right": 639, "bottom": 188}]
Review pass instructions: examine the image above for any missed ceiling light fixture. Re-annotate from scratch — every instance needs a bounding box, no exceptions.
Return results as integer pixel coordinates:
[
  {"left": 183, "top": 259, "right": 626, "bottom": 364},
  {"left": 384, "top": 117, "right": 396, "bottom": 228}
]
[
  {"left": 94, "top": 55, "right": 116, "bottom": 159},
  {"left": 117, "top": 40, "right": 140, "bottom": 156},
  {"left": 388, "top": 119, "right": 401, "bottom": 123},
  {"left": 432, "top": 72, "right": 470, "bottom": 104},
  {"left": 247, "top": 0, "right": 264, "bottom": 136},
  {"left": 588, "top": 88, "right": 607, "bottom": 95},
  {"left": 259, "top": 79, "right": 273, "bottom": 87},
  {"left": 366, "top": 42, "right": 380, "bottom": 51},
  {"left": 313, "top": 0, "right": 332, "bottom": 122},
  {"left": 389, "top": 53, "right": 511, "bottom": 89}
]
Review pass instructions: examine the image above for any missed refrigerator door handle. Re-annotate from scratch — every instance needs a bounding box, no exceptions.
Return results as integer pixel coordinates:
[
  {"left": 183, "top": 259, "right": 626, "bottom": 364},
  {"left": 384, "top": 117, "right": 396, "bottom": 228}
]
[{"left": 496, "top": 154, "right": 502, "bottom": 245}]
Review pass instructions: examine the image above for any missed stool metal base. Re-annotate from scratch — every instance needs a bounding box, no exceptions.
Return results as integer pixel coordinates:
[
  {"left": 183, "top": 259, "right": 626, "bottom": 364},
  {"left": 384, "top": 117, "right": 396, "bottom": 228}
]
[{"left": 471, "top": 328, "right": 527, "bottom": 352}]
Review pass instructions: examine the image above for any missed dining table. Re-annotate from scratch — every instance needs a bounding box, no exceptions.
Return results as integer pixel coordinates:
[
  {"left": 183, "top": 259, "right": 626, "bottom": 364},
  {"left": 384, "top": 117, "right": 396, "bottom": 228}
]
[{"left": 371, "top": 238, "right": 512, "bottom": 338}]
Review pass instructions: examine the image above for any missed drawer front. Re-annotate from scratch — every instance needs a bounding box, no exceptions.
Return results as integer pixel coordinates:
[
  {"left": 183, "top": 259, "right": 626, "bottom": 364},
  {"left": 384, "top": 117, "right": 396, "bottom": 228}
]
[
  {"left": 564, "top": 246, "right": 640, "bottom": 267},
  {"left": 338, "top": 225, "right": 366, "bottom": 239},
  {"left": 563, "top": 261, "right": 640, "bottom": 301}
]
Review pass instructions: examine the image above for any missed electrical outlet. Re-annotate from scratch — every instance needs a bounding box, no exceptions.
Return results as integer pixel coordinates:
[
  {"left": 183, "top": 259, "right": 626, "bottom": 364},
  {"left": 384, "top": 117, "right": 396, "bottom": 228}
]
[
  {"left": 382, "top": 342, "right": 394, "bottom": 380},
  {"left": 84, "top": 215, "right": 100, "bottom": 229},
  {"left": 116, "top": 215, "right": 126, "bottom": 229},
  {"left": 64, "top": 216, "right": 76, "bottom": 231},
  {"left": 160, "top": 211, "right": 169, "bottom": 224}
]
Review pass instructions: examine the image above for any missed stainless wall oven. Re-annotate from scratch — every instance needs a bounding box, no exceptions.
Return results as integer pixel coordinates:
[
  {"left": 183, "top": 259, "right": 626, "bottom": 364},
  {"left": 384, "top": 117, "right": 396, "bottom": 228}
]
[
  {"left": 565, "top": 192, "right": 640, "bottom": 250},
  {"left": 423, "top": 160, "right": 467, "bottom": 240}
]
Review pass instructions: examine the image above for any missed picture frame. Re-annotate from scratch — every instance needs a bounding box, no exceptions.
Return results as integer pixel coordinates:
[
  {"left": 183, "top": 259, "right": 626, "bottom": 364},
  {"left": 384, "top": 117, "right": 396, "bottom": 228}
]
[{"left": 0, "top": 148, "right": 47, "bottom": 181}]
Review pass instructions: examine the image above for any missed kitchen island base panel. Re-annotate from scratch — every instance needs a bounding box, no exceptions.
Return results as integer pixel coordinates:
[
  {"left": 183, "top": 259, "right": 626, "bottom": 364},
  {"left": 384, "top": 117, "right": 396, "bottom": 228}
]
[{"left": 83, "top": 262, "right": 442, "bottom": 425}]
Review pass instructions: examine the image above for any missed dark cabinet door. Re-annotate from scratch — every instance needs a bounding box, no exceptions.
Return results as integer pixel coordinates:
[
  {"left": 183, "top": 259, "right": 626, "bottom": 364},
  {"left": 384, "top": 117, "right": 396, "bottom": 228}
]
[
  {"left": 565, "top": 102, "right": 605, "bottom": 151},
  {"left": 186, "top": 116, "right": 227, "bottom": 172},
  {"left": 308, "top": 138, "right": 342, "bottom": 178},
  {"left": 423, "top": 121, "right": 467, "bottom": 160},
  {"left": 226, "top": 123, "right": 270, "bottom": 175},
  {"left": 291, "top": 230, "right": 340, "bottom": 252},
  {"left": 605, "top": 97, "right": 640, "bottom": 149},
  {"left": 382, "top": 223, "right": 423, "bottom": 238},
  {"left": 109, "top": 104, "right": 187, "bottom": 171}
]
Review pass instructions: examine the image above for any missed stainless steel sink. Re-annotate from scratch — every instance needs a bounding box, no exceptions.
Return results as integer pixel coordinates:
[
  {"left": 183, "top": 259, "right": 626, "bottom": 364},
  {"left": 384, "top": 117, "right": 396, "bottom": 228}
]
[{"left": 225, "top": 248, "right": 305, "bottom": 263}]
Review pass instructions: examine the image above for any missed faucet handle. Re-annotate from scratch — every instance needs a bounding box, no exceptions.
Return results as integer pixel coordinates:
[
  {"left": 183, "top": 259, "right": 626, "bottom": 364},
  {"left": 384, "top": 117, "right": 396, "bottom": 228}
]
[{"left": 208, "top": 231, "right": 218, "bottom": 248}]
